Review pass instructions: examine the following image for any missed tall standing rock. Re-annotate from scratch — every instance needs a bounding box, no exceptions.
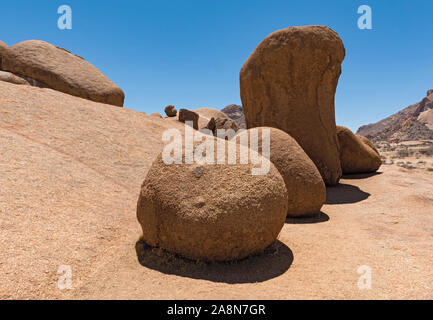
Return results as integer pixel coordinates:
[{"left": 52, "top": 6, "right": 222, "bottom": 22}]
[
  {"left": 2, "top": 40, "right": 125, "bottom": 107},
  {"left": 240, "top": 26, "right": 345, "bottom": 185}
]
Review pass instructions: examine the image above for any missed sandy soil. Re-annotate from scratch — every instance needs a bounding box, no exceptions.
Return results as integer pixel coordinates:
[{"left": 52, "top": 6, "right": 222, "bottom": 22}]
[{"left": 0, "top": 81, "right": 432, "bottom": 299}]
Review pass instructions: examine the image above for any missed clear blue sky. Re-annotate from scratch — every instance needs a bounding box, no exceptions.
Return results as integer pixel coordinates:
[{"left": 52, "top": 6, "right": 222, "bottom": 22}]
[{"left": 1, "top": 0, "right": 432, "bottom": 131}]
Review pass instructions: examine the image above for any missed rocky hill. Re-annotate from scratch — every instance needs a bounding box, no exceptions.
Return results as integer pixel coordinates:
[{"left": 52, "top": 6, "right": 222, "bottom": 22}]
[
  {"left": 357, "top": 90, "right": 433, "bottom": 142},
  {"left": 221, "top": 104, "right": 246, "bottom": 128}
]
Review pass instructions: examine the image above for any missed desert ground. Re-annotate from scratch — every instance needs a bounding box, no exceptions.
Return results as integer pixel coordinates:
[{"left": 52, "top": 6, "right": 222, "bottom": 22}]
[
  {"left": 0, "top": 81, "right": 432, "bottom": 300},
  {"left": 378, "top": 140, "right": 433, "bottom": 171}
]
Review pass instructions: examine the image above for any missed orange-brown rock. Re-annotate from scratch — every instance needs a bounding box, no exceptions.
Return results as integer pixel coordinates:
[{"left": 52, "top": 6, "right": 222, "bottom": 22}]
[
  {"left": 194, "top": 107, "right": 230, "bottom": 129},
  {"left": 179, "top": 108, "right": 199, "bottom": 130},
  {"left": 0, "top": 40, "right": 7, "bottom": 69},
  {"left": 164, "top": 105, "right": 177, "bottom": 117},
  {"left": 151, "top": 112, "right": 163, "bottom": 118},
  {"left": 2, "top": 40, "right": 124, "bottom": 106},
  {"left": 357, "top": 134, "right": 380, "bottom": 155},
  {"left": 240, "top": 25, "right": 345, "bottom": 185},
  {"left": 137, "top": 138, "right": 288, "bottom": 261},
  {"left": 206, "top": 117, "right": 240, "bottom": 136},
  {"left": 237, "top": 127, "right": 325, "bottom": 216},
  {"left": 0, "top": 70, "right": 29, "bottom": 85},
  {"left": 337, "top": 126, "right": 382, "bottom": 174}
]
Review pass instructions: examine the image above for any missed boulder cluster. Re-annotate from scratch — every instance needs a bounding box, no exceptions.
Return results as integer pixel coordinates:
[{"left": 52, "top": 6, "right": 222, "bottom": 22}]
[
  {"left": 1, "top": 31, "right": 380, "bottom": 263},
  {"left": 138, "top": 25, "right": 382, "bottom": 262},
  {"left": 0, "top": 40, "right": 124, "bottom": 106}
]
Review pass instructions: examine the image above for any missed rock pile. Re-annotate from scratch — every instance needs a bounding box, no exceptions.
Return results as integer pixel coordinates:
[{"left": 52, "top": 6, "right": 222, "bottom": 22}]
[{"left": 137, "top": 25, "right": 384, "bottom": 262}]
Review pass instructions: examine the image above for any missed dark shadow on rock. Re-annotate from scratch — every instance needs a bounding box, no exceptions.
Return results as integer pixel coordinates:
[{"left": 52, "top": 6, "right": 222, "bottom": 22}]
[
  {"left": 326, "top": 183, "right": 370, "bottom": 205},
  {"left": 135, "top": 238, "right": 293, "bottom": 284},
  {"left": 342, "top": 171, "right": 383, "bottom": 180},
  {"left": 285, "top": 211, "right": 329, "bottom": 224}
]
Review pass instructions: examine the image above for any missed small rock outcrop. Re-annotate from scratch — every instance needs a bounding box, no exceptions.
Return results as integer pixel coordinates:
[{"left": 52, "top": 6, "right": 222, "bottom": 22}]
[
  {"left": 221, "top": 104, "right": 246, "bottom": 129},
  {"left": 0, "top": 70, "right": 29, "bottom": 85},
  {"left": 206, "top": 117, "right": 240, "bottom": 136},
  {"left": 0, "top": 40, "right": 7, "bottom": 69},
  {"left": 2, "top": 40, "right": 125, "bottom": 106},
  {"left": 164, "top": 105, "right": 177, "bottom": 117},
  {"left": 194, "top": 107, "right": 230, "bottom": 129},
  {"left": 236, "top": 127, "right": 326, "bottom": 217},
  {"left": 179, "top": 108, "right": 199, "bottom": 130},
  {"left": 337, "top": 126, "right": 382, "bottom": 174},
  {"left": 151, "top": 112, "right": 163, "bottom": 118},
  {"left": 240, "top": 26, "right": 345, "bottom": 185},
  {"left": 137, "top": 138, "right": 288, "bottom": 262}
]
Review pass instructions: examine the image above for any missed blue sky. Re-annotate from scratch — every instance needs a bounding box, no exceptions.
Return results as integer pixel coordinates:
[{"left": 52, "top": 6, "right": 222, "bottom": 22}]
[{"left": 1, "top": 0, "right": 432, "bottom": 131}]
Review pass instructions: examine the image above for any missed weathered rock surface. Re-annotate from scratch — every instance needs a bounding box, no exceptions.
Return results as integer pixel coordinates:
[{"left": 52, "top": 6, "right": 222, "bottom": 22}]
[
  {"left": 194, "top": 107, "right": 230, "bottom": 129},
  {"left": 237, "top": 127, "right": 325, "bottom": 216},
  {"left": 151, "top": 112, "right": 163, "bottom": 118},
  {"left": 357, "top": 134, "right": 380, "bottom": 155},
  {"left": 2, "top": 40, "right": 125, "bottom": 106},
  {"left": 0, "top": 70, "right": 29, "bottom": 85},
  {"left": 1, "top": 80, "right": 432, "bottom": 299},
  {"left": 0, "top": 40, "right": 7, "bottom": 69},
  {"left": 221, "top": 104, "right": 246, "bottom": 129},
  {"left": 137, "top": 137, "right": 288, "bottom": 261},
  {"left": 240, "top": 25, "right": 345, "bottom": 185},
  {"left": 206, "top": 117, "right": 240, "bottom": 136},
  {"left": 337, "top": 126, "right": 382, "bottom": 174}
]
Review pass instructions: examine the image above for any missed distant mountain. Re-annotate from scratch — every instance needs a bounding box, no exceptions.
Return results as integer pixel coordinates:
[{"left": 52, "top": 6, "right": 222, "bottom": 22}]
[
  {"left": 221, "top": 104, "right": 246, "bottom": 129},
  {"left": 357, "top": 90, "right": 433, "bottom": 142}
]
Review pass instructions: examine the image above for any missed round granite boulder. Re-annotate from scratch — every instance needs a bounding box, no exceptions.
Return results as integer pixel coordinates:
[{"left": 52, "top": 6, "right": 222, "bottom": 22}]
[
  {"left": 237, "top": 127, "right": 325, "bottom": 217},
  {"left": 137, "top": 137, "right": 288, "bottom": 261}
]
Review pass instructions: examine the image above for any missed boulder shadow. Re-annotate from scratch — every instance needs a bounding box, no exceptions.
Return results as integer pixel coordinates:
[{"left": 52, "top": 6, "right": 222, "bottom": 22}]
[
  {"left": 342, "top": 171, "right": 383, "bottom": 180},
  {"left": 326, "top": 183, "right": 370, "bottom": 205},
  {"left": 285, "top": 211, "right": 329, "bottom": 224},
  {"left": 135, "top": 238, "right": 293, "bottom": 284}
]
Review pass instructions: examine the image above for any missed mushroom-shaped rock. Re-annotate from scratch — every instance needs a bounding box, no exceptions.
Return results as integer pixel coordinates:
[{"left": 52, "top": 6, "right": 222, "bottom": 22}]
[
  {"left": 164, "top": 105, "right": 177, "bottom": 117},
  {"left": 2, "top": 40, "right": 125, "bottom": 106},
  {"left": 236, "top": 127, "right": 325, "bottom": 217},
  {"left": 179, "top": 108, "right": 199, "bottom": 130},
  {"left": 240, "top": 25, "right": 345, "bottom": 185},
  {"left": 137, "top": 137, "right": 288, "bottom": 261},
  {"left": 337, "top": 126, "right": 382, "bottom": 174}
]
